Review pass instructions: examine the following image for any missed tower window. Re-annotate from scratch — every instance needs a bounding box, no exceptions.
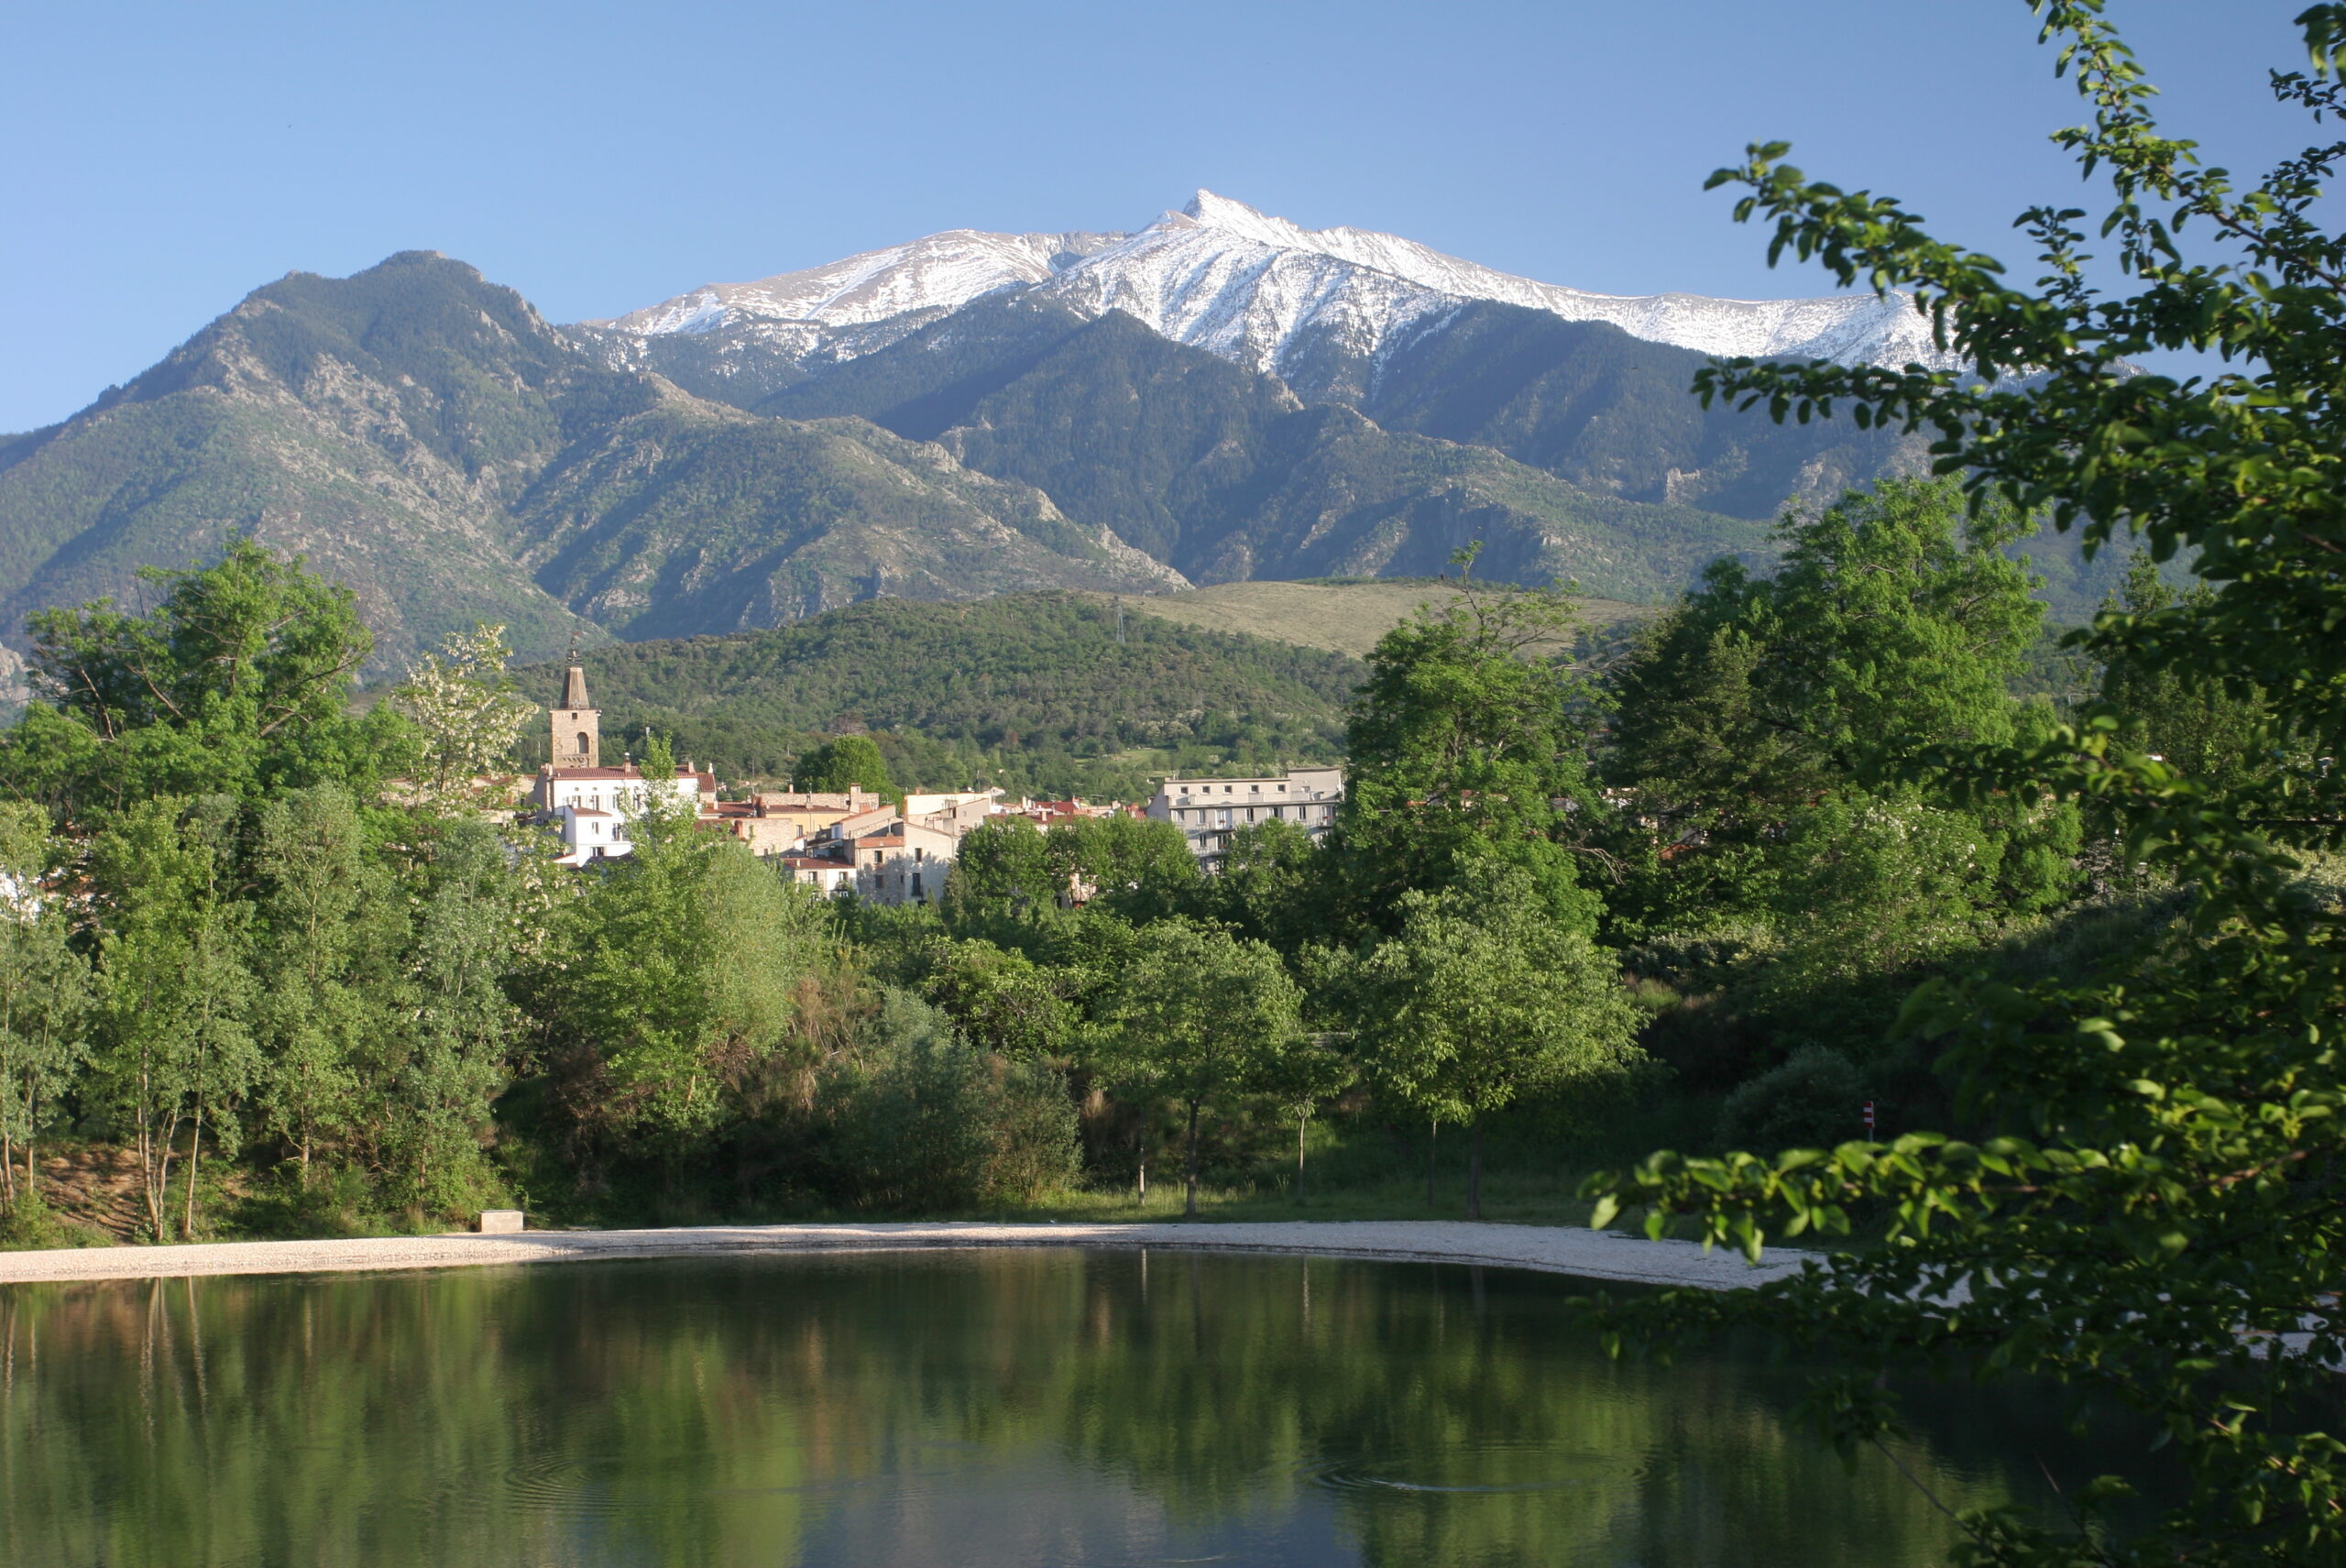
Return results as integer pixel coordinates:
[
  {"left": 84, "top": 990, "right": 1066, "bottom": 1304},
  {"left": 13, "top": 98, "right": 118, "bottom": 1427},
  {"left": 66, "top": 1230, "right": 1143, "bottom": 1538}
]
[{"left": 576, "top": 731, "right": 590, "bottom": 755}]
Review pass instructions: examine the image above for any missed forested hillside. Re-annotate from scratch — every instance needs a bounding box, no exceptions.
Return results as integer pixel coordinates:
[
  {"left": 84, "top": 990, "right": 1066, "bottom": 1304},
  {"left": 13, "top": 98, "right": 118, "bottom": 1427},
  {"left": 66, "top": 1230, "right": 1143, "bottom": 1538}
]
[{"left": 528, "top": 590, "right": 1365, "bottom": 796}]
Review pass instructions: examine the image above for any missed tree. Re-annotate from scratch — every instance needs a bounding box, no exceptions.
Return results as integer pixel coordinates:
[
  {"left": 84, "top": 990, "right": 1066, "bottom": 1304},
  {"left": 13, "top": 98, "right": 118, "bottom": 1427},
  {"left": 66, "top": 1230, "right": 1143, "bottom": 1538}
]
[
  {"left": 2093, "top": 553, "right": 2278, "bottom": 805},
  {"left": 6, "top": 540, "right": 400, "bottom": 818},
  {"left": 793, "top": 735, "right": 894, "bottom": 799},
  {"left": 532, "top": 823, "right": 831, "bottom": 1168},
  {"left": 395, "top": 622, "right": 535, "bottom": 808},
  {"left": 1609, "top": 478, "right": 2042, "bottom": 821},
  {"left": 1354, "top": 861, "right": 1639, "bottom": 1219},
  {"left": 374, "top": 817, "right": 523, "bottom": 1214},
  {"left": 1250, "top": 1027, "right": 1353, "bottom": 1205},
  {"left": 253, "top": 784, "right": 397, "bottom": 1186},
  {"left": 1331, "top": 553, "right": 1605, "bottom": 936},
  {"left": 1580, "top": 9, "right": 2346, "bottom": 1563},
  {"left": 1093, "top": 920, "right": 1302, "bottom": 1217},
  {"left": 0, "top": 804, "right": 89, "bottom": 1205},
  {"left": 923, "top": 938, "right": 1080, "bottom": 1061},
  {"left": 1201, "top": 817, "right": 1324, "bottom": 955},
  {"left": 1604, "top": 477, "right": 2069, "bottom": 939},
  {"left": 1049, "top": 814, "right": 1200, "bottom": 921},
  {"left": 88, "top": 795, "right": 258, "bottom": 1240},
  {"left": 942, "top": 817, "right": 1061, "bottom": 925}
]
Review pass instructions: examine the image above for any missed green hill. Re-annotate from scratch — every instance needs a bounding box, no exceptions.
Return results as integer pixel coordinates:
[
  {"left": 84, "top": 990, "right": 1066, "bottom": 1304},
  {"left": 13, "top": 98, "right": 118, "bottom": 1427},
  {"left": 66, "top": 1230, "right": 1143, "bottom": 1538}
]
[{"left": 522, "top": 591, "right": 1366, "bottom": 799}]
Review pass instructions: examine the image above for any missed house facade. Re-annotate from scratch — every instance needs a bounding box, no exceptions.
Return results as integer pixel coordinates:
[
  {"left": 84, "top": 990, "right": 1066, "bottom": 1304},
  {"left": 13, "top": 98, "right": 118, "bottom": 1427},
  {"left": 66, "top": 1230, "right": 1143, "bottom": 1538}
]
[{"left": 1146, "top": 766, "right": 1343, "bottom": 869}]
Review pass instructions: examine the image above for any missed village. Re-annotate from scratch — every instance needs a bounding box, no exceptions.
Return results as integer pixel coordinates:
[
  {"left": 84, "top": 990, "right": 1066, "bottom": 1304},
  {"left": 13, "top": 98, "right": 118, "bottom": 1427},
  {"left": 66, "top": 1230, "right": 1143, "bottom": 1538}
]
[{"left": 525, "top": 654, "right": 1344, "bottom": 898}]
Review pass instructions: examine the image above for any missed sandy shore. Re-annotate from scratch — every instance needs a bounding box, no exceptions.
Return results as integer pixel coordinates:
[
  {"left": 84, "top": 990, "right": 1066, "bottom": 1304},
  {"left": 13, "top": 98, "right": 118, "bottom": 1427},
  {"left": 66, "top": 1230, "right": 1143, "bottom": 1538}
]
[{"left": 0, "top": 1220, "right": 1805, "bottom": 1290}]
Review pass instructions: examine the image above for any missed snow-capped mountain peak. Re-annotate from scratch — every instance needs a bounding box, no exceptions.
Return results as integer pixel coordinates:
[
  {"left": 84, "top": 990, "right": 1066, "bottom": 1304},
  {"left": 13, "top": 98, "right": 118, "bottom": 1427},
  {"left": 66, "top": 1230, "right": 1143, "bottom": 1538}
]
[{"left": 593, "top": 192, "right": 1954, "bottom": 381}]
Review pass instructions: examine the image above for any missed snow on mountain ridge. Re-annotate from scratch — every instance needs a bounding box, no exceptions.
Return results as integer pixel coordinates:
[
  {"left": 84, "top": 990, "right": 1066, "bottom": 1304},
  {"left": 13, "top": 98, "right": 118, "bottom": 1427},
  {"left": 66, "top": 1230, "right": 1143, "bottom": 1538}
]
[
  {"left": 595, "top": 192, "right": 1955, "bottom": 376},
  {"left": 594, "top": 228, "right": 1124, "bottom": 337}
]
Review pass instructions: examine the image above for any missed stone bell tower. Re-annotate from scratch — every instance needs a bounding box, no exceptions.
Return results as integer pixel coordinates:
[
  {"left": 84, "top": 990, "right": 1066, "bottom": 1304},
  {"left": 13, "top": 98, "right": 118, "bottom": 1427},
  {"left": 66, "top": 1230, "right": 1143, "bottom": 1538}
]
[{"left": 552, "top": 644, "right": 598, "bottom": 769}]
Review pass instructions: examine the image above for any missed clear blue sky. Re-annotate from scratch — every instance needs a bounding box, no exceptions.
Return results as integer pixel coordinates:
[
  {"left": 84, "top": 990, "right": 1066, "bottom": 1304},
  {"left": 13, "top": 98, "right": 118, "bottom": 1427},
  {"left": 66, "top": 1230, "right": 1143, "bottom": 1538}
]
[{"left": 0, "top": 0, "right": 2317, "bottom": 431}]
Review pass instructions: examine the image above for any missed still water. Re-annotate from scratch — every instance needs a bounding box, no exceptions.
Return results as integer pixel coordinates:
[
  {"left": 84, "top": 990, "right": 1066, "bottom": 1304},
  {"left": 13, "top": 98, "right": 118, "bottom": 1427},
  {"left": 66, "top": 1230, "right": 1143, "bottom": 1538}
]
[{"left": 1, "top": 1250, "right": 2115, "bottom": 1567}]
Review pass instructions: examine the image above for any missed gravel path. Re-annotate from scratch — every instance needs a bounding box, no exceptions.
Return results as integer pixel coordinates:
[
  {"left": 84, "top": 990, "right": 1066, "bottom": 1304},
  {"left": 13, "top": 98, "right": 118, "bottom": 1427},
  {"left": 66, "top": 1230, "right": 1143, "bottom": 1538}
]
[{"left": 0, "top": 1221, "right": 1806, "bottom": 1290}]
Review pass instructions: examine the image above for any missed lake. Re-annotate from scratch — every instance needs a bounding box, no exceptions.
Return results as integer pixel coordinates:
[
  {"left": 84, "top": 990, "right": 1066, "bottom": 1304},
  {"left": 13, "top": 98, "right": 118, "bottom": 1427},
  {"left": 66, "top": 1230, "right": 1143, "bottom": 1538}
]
[{"left": 0, "top": 1249, "right": 2125, "bottom": 1566}]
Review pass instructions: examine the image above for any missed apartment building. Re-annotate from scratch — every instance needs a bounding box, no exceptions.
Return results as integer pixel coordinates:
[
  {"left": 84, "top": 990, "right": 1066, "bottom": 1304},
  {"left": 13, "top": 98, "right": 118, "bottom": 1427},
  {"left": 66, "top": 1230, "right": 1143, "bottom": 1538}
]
[{"left": 1145, "top": 766, "right": 1343, "bottom": 868}]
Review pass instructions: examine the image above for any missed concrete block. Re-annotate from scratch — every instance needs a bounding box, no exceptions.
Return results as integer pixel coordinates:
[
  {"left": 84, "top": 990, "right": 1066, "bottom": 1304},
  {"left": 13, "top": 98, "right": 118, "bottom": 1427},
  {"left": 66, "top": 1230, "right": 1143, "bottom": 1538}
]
[{"left": 477, "top": 1210, "right": 525, "bottom": 1234}]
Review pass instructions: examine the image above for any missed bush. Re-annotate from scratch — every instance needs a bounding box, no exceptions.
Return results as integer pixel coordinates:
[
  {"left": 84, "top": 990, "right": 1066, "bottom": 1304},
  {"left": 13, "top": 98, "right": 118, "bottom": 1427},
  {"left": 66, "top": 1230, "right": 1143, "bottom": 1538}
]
[
  {"left": 1716, "top": 1045, "right": 1867, "bottom": 1155},
  {"left": 0, "top": 1191, "right": 70, "bottom": 1250},
  {"left": 820, "top": 992, "right": 1079, "bottom": 1212}
]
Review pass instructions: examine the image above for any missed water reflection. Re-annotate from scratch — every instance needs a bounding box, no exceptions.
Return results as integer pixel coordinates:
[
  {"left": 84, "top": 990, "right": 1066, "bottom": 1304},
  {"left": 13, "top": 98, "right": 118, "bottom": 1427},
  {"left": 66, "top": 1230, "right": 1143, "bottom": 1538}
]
[{"left": 0, "top": 1250, "right": 2088, "bottom": 1567}]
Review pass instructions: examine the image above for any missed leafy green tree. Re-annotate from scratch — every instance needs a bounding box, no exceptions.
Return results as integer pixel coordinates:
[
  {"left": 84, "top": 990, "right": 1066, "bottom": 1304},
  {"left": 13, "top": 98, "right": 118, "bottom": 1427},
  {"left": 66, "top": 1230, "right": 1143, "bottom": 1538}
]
[
  {"left": 1250, "top": 1027, "right": 1353, "bottom": 1205},
  {"left": 5, "top": 540, "right": 402, "bottom": 818},
  {"left": 532, "top": 823, "right": 831, "bottom": 1166},
  {"left": 1200, "top": 817, "right": 1324, "bottom": 954},
  {"left": 2094, "top": 553, "right": 2277, "bottom": 804},
  {"left": 1353, "top": 862, "right": 1639, "bottom": 1218},
  {"left": 88, "top": 795, "right": 259, "bottom": 1240},
  {"left": 923, "top": 938, "right": 1080, "bottom": 1061},
  {"left": 1613, "top": 478, "right": 2041, "bottom": 813},
  {"left": 0, "top": 805, "right": 90, "bottom": 1204},
  {"left": 1331, "top": 552, "right": 1604, "bottom": 935},
  {"left": 1048, "top": 814, "right": 1200, "bottom": 921},
  {"left": 793, "top": 735, "right": 895, "bottom": 799},
  {"left": 376, "top": 817, "right": 524, "bottom": 1213},
  {"left": 1605, "top": 477, "right": 2067, "bottom": 936},
  {"left": 1580, "top": 9, "right": 2346, "bottom": 1563},
  {"left": 253, "top": 784, "right": 399, "bottom": 1186},
  {"left": 942, "top": 817, "right": 1061, "bottom": 925},
  {"left": 1092, "top": 920, "right": 1302, "bottom": 1217}
]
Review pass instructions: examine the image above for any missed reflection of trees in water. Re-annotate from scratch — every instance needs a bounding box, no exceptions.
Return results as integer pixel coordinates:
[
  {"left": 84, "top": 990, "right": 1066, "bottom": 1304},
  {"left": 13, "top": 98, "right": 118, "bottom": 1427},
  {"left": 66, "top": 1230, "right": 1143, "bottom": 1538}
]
[{"left": 1, "top": 1254, "right": 2037, "bottom": 1567}]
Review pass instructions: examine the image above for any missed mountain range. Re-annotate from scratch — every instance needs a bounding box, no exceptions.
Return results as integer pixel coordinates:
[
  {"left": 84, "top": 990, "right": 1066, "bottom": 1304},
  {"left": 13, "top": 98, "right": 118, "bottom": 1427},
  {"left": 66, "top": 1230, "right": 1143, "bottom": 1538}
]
[{"left": 0, "top": 191, "right": 2102, "bottom": 681}]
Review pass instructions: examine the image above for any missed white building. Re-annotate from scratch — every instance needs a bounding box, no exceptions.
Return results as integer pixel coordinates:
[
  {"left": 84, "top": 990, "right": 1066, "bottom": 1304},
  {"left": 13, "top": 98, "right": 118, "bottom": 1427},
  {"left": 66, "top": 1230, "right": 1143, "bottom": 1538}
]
[{"left": 1146, "top": 766, "right": 1343, "bottom": 868}]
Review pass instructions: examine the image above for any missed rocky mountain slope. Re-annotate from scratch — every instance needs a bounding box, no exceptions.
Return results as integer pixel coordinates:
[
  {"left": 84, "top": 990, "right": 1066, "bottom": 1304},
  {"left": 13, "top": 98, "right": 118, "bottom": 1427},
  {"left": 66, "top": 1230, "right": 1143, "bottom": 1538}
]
[{"left": 0, "top": 255, "right": 1182, "bottom": 669}]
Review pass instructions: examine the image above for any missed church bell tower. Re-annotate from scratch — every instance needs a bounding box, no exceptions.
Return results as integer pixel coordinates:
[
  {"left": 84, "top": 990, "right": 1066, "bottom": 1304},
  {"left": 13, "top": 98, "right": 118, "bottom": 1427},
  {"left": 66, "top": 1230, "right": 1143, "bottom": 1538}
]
[{"left": 552, "top": 647, "right": 598, "bottom": 769}]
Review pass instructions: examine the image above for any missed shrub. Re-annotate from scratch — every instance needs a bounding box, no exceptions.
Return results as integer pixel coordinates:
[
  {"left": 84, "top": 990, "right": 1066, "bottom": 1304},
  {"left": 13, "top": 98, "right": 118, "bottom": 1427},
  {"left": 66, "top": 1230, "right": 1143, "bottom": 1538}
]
[
  {"left": 821, "top": 992, "right": 1079, "bottom": 1212},
  {"left": 1716, "top": 1045, "right": 1866, "bottom": 1155},
  {"left": 0, "top": 1191, "right": 68, "bottom": 1250}
]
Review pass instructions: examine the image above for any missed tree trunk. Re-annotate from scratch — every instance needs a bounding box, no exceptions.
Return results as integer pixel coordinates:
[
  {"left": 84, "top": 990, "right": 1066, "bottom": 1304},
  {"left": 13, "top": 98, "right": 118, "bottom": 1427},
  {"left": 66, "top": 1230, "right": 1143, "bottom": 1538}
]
[
  {"left": 1, "top": 1117, "right": 14, "bottom": 1204},
  {"left": 1295, "top": 1109, "right": 1309, "bottom": 1206},
  {"left": 1426, "top": 1118, "right": 1439, "bottom": 1210},
  {"left": 1183, "top": 1098, "right": 1202, "bottom": 1219},
  {"left": 1466, "top": 1118, "right": 1484, "bottom": 1222},
  {"left": 184, "top": 1103, "right": 203, "bottom": 1241},
  {"left": 1135, "top": 1123, "right": 1146, "bottom": 1203}
]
